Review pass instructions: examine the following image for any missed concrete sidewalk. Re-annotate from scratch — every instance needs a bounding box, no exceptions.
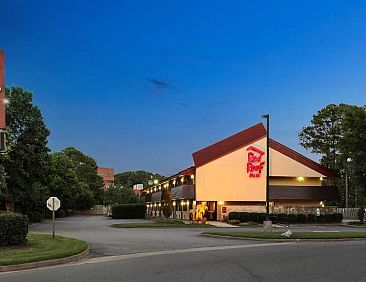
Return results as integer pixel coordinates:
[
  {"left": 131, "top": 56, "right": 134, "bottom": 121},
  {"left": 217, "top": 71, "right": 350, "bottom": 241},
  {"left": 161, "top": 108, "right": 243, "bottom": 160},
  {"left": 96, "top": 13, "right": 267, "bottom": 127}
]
[{"left": 207, "top": 221, "right": 239, "bottom": 228}]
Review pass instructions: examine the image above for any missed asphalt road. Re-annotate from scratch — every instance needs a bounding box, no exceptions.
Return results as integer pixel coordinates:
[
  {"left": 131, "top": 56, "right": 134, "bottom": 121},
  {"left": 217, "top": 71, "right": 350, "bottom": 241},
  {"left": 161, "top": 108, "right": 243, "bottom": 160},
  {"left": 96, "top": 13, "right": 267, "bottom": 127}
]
[{"left": 1, "top": 216, "right": 366, "bottom": 281}]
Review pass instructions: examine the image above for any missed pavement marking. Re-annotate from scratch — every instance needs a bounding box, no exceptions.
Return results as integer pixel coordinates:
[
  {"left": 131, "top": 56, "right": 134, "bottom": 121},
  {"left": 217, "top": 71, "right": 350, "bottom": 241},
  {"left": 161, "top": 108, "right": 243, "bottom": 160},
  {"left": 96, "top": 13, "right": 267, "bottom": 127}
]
[{"left": 0, "top": 242, "right": 294, "bottom": 275}]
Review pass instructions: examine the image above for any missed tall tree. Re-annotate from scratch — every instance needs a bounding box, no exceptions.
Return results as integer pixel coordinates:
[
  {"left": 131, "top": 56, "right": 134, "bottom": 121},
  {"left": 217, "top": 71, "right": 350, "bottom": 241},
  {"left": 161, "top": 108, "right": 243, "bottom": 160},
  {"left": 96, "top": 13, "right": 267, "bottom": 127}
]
[
  {"left": 62, "top": 147, "right": 104, "bottom": 206},
  {"left": 1, "top": 87, "right": 50, "bottom": 213},
  {"left": 49, "top": 152, "right": 80, "bottom": 209},
  {"left": 299, "top": 103, "right": 366, "bottom": 206},
  {"left": 114, "top": 171, "right": 165, "bottom": 190},
  {"left": 103, "top": 185, "right": 137, "bottom": 206}
]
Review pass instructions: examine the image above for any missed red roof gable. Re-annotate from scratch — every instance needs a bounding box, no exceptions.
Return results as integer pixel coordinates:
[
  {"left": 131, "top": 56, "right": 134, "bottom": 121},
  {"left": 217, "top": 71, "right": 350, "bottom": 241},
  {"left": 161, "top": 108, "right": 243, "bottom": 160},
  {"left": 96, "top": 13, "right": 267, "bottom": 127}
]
[
  {"left": 269, "top": 139, "right": 337, "bottom": 178},
  {"left": 192, "top": 123, "right": 267, "bottom": 167},
  {"left": 192, "top": 123, "right": 336, "bottom": 178}
]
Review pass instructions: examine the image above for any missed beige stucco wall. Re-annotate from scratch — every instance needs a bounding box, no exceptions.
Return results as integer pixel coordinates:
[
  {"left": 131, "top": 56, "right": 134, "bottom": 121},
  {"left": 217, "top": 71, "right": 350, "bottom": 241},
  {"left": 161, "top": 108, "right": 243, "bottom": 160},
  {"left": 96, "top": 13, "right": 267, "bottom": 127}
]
[
  {"left": 196, "top": 137, "right": 325, "bottom": 202},
  {"left": 270, "top": 148, "right": 325, "bottom": 178},
  {"left": 196, "top": 138, "right": 267, "bottom": 202}
]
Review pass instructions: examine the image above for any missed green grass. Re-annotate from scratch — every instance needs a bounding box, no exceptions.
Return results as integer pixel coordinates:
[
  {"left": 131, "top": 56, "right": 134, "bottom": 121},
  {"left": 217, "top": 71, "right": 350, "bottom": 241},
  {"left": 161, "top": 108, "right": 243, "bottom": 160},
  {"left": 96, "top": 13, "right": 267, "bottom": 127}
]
[
  {"left": 202, "top": 231, "right": 366, "bottom": 239},
  {"left": 0, "top": 233, "right": 87, "bottom": 266},
  {"left": 348, "top": 221, "right": 366, "bottom": 226},
  {"left": 112, "top": 221, "right": 214, "bottom": 228}
]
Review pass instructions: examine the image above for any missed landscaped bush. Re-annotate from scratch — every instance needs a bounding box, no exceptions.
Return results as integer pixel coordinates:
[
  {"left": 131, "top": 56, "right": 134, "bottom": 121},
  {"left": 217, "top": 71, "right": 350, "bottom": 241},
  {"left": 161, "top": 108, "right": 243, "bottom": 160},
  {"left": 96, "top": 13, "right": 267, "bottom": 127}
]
[
  {"left": 307, "top": 214, "right": 316, "bottom": 222},
  {"left": 0, "top": 212, "right": 29, "bottom": 246},
  {"left": 228, "top": 211, "right": 342, "bottom": 224},
  {"left": 298, "top": 213, "right": 307, "bottom": 223},
  {"left": 27, "top": 210, "right": 43, "bottom": 223},
  {"left": 112, "top": 203, "right": 146, "bottom": 219},
  {"left": 334, "top": 213, "right": 343, "bottom": 222}
]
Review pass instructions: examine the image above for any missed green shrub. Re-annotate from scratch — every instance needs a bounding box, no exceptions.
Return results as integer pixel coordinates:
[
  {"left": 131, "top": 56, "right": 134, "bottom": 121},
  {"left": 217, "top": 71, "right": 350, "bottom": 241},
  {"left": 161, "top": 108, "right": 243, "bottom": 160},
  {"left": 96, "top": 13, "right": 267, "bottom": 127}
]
[
  {"left": 358, "top": 207, "right": 365, "bottom": 223},
  {"left": 228, "top": 219, "right": 240, "bottom": 225},
  {"left": 228, "top": 211, "right": 341, "bottom": 224},
  {"left": 324, "top": 214, "right": 334, "bottom": 222},
  {"left": 228, "top": 212, "right": 238, "bottom": 221},
  {"left": 0, "top": 212, "right": 29, "bottom": 246},
  {"left": 316, "top": 214, "right": 326, "bottom": 222},
  {"left": 288, "top": 214, "right": 298, "bottom": 223},
  {"left": 298, "top": 214, "right": 307, "bottom": 223},
  {"left": 27, "top": 211, "right": 43, "bottom": 223},
  {"left": 270, "top": 214, "right": 278, "bottom": 222},
  {"left": 112, "top": 203, "right": 146, "bottom": 219},
  {"left": 277, "top": 213, "right": 289, "bottom": 223},
  {"left": 66, "top": 209, "right": 75, "bottom": 216},
  {"left": 334, "top": 213, "right": 343, "bottom": 222},
  {"left": 307, "top": 214, "right": 316, "bottom": 222}
]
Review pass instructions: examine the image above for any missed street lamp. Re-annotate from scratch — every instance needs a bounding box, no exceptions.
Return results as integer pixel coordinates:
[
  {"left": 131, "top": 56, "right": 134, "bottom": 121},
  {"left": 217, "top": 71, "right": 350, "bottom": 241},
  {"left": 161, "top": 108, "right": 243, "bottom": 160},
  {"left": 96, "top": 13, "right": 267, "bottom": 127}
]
[
  {"left": 262, "top": 114, "right": 271, "bottom": 231},
  {"left": 345, "top": 157, "right": 352, "bottom": 209}
]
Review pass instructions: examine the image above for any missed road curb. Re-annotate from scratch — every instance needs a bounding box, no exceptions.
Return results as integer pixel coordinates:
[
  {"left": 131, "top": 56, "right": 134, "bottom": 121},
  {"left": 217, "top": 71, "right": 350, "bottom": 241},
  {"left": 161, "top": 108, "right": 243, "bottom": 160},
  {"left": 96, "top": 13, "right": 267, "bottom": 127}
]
[
  {"left": 0, "top": 246, "right": 90, "bottom": 273},
  {"left": 200, "top": 233, "right": 366, "bottom": 242}
]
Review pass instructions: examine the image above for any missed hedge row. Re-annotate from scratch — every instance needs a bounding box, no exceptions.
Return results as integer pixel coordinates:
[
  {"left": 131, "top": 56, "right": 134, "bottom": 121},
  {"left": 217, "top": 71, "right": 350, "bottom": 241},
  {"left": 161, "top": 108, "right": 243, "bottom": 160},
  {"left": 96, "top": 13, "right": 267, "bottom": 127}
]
[
  {"left": 112, "top": 204, "right": 146, "bottom": 219},
  {"left": 0, "top": 212, "right": 29, "bottom": 246},
  {"left": 228, "top": 212, "right": 343, "bottom": 224}
]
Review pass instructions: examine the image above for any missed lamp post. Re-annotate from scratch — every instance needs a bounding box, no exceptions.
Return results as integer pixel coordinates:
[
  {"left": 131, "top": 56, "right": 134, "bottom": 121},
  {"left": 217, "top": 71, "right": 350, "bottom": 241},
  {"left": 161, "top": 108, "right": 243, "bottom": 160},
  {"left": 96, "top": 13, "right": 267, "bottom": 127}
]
[
  {"left": 345, "top": 158, "right": 352, "bottom": 209},
  {"left": 262, "top": 114, "right": 271, "bottom": 231}
]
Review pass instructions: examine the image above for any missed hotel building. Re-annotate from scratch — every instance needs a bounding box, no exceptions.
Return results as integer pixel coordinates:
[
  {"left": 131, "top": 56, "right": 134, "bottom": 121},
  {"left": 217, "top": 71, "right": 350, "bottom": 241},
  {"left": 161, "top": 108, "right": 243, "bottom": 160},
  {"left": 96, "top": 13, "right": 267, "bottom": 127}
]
[{"left": 143, "top": 123, "right": 338, "bottom": 221}]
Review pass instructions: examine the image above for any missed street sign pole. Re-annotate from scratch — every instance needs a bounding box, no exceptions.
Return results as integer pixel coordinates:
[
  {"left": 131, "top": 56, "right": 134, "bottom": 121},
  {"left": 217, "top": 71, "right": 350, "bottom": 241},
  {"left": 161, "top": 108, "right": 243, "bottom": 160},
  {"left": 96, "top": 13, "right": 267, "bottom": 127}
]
[
  {"left": 52, "top": 198, "right": 55, "bottom": 239},
  {"left": 47, "top": 197, "right": 60, "bottom": 239}
]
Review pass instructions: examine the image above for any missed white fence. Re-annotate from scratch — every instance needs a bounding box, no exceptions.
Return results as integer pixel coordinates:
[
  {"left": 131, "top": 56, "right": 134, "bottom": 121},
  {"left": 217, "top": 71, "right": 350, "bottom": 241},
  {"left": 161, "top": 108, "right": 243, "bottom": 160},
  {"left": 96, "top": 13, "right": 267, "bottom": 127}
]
[{"left": 336, "top": 208, "right": 361, "bottom": 220}]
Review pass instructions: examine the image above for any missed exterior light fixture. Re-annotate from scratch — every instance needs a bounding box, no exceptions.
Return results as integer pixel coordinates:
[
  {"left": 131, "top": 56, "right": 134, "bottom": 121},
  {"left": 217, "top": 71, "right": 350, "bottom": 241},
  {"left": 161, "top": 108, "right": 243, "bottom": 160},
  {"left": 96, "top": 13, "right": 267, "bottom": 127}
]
[
  {"left": 153, "top": 179, "right": 159, "bottom": 185},
  {"left": 181, "top": 177, "right": 184, "bottom": 183},
  {"left": 181, "top": 201, "right": 184, "bottom": 206},
  {"left": 218, "top": 201, "right": 224, "bottom": 205},
  {"left": 297, "top": 177, "right": 305, "bottom": 181},
  {"left": 172, "top": 201, "right": 176, "bottom": 206},
  {"left": 190, "top": 175, "right": 194, "bottom": 179},
  {"left": 158, "top": 203, "right": 161, "bottom": 207},
  {"left": 320, "top": 201, "right": 325, "bottom": 208},
  {"left": 186, "top": 200, "right": 189, "bottom": 206},
  {"left": 173, "top": 179, "right": 176, "bottom": 185},
  {"left": 320, "top": 177, "right": 323, "bottom": 181}
]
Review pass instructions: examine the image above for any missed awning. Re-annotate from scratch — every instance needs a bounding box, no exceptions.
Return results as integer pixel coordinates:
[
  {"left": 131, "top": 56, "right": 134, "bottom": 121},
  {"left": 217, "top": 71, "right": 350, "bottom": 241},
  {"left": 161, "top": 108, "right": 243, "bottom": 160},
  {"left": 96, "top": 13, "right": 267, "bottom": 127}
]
[
  {"left": 171, "top": 185, "right": 195, "bottom": 200},
  {"left": 269, "top": 186, "right": 339, "bottom": 201},
  {"left": 151, "top": 191, "right": 162, "bottom": 202}
]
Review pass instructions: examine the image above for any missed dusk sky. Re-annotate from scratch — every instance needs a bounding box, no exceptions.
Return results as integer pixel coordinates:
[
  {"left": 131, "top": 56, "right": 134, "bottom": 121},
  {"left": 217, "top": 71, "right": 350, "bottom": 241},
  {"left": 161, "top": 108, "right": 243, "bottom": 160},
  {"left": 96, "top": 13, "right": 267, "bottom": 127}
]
[{"left": 1, "top": 1, "right": 366, "bottom": 175}]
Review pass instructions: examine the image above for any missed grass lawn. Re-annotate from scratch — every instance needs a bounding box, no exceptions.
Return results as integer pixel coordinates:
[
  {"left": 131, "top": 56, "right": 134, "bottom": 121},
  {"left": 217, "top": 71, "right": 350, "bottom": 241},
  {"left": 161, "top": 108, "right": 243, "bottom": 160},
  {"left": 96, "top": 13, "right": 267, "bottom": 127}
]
[
  {"left": 112, "top": 221, "right": 214, "bottom": 228},
  {"left": 348, "top": 221, "right": 366, "bottom": 226},
  {"left": 0, "top": 233, "right": 87, "bottom": 266},
  {"left": 202, "top": 231, "right": 366, "bottom": 239}
]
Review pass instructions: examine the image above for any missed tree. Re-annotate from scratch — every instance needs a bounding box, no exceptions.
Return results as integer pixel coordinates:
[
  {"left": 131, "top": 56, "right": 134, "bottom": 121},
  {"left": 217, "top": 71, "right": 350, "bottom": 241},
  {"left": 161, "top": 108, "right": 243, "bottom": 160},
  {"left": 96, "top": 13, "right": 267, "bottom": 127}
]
[
  {"left": 161, "top": 188, "right": 172, "bottom": 218},
  {"left": 0, "top": 164, "right": 8, "bottom": 210},
  {"left": 103, "top": 185, "right": 137, "bottom": 206},
  {"left": 49, "top": 152, "right": 80, "bottom": 209},
  {"left": 299, "top": 104, "right": 366, "bottom": 206},
  {"left": 114, "top": 171, "right": 165, "bottom": 190},
  {"left": 1, "top": 87, "right": 50, "bottom": 214},
  {"left": 62, "top": 147, "right": 104, "bottom": 206}
]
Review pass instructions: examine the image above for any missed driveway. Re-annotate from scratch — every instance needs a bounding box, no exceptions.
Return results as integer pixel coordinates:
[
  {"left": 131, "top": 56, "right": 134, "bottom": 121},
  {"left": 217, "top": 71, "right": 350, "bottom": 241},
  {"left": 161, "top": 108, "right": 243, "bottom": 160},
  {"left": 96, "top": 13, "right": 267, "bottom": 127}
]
[{"left": 30, "top": 216, "right": 257, "bottom": 257}]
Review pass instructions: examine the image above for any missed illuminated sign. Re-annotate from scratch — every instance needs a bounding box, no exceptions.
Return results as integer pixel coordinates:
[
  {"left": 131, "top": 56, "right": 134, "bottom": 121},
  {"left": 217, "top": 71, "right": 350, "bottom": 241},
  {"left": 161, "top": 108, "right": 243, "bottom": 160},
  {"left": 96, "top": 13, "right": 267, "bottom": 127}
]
[{"left": 246, "top": 146, "right": 265, "bottom": 178}]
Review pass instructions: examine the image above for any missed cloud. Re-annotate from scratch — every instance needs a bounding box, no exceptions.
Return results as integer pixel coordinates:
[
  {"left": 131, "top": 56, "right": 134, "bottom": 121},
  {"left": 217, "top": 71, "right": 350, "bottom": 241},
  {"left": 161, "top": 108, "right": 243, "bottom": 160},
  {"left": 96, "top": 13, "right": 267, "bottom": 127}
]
[
  {"left": 148, "top": 79, "right": 177, "bottom": 91},
  {"left": 178, "top": 102, "right": 189, "bottom": 108}
]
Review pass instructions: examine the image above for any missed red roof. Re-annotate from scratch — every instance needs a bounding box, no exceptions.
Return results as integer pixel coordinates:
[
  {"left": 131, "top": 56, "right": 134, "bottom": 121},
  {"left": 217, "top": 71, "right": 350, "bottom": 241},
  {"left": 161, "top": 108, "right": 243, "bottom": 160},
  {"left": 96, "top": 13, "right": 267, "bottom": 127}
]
[
  {"left": 192, "top": 123, "right": 336, "bottom": 178},
  {"left": 192, "top": 123, "right": 266, "bottom": 167}
]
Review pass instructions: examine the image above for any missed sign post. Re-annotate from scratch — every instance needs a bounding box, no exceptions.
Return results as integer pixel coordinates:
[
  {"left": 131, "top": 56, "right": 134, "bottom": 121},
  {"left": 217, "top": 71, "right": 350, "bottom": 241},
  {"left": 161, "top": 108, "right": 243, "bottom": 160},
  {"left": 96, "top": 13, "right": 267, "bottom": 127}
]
[{"left": 47, "top": 197, "right": 61, "bottom": 239}]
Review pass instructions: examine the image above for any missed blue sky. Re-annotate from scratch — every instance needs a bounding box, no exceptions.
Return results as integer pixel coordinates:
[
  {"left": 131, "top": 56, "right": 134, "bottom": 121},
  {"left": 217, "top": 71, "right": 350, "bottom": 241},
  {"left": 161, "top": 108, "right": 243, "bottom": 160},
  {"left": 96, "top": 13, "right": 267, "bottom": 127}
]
[{"left": 1, "top": 0, "right": 366, "bottom": 175}]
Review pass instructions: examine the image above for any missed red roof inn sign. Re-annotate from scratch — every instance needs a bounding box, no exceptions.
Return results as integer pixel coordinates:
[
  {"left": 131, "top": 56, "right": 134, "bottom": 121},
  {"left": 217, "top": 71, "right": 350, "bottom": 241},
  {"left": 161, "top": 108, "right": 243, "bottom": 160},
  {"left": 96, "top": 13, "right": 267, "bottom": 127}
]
[{"left": 246, "top": 146, "right": 265, "bottom": 178}]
